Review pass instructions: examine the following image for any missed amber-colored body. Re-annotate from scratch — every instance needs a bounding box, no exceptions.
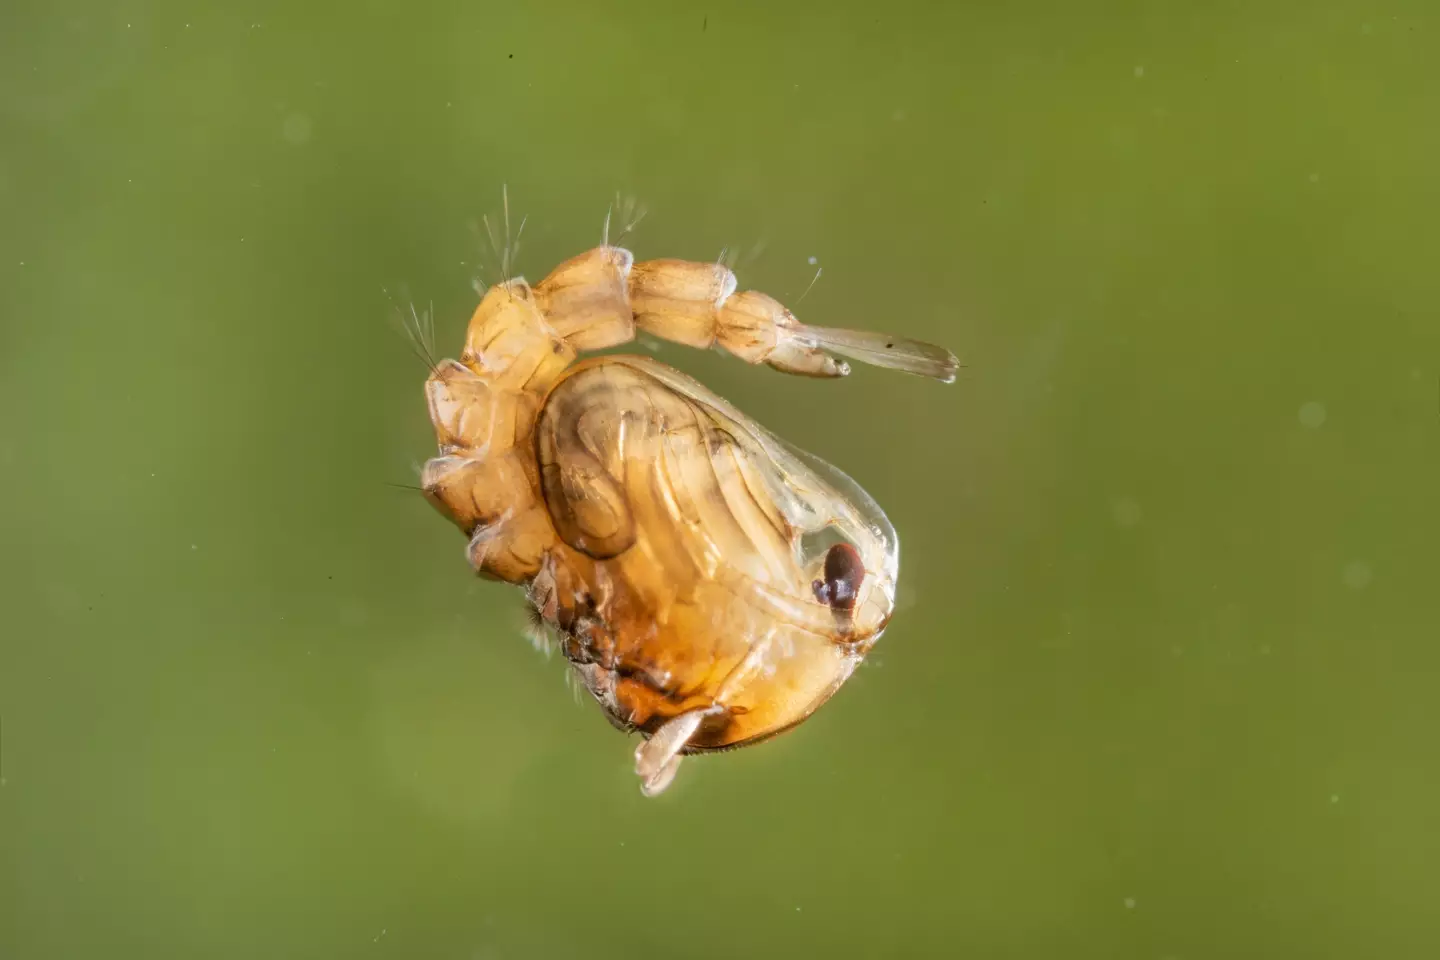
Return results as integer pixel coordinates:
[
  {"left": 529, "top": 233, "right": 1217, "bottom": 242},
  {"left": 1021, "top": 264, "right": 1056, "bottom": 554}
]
[{"left": 421, "top": 241, "right": 956, "bottom": 794}]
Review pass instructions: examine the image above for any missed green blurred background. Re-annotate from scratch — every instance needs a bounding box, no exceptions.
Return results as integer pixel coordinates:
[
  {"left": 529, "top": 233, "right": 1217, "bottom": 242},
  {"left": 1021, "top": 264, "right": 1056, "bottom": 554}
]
[{"left": 3, "top": 1, "right": 1438, "bottom": 957}]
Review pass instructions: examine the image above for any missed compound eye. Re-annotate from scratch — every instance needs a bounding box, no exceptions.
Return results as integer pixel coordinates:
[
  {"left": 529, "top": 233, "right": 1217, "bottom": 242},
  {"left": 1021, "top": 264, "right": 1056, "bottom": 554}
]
[{"left": 812, "top": 542, "right": 865, "bottom": 612}]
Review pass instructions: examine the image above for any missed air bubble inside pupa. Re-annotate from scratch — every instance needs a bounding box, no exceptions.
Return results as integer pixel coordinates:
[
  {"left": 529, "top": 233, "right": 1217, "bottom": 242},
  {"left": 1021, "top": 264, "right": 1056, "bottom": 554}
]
[{"left": 774, "top": 441, "right": 898, "bottom": 581}]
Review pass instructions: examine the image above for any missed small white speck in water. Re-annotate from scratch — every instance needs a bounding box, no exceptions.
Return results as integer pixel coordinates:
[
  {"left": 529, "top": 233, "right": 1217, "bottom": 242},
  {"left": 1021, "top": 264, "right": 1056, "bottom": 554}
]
[
  {"left": 1342, "top": 561, "right": 1372, "bottom": 590},
  {"left": 807, "top": 256, "right": 818, "bottom": 265},
  {"left": 1123, "top": 897, "right": 1136, "bottom": 909},
  {"left": 1298, "top": 401, "right": 1326, "bottom": 428},
  {"left": 282, "top": 112, "right": 313, "bottom": 144},
  {"left": 1111, "top": 497, "right": 1143, "bottom": 528}
]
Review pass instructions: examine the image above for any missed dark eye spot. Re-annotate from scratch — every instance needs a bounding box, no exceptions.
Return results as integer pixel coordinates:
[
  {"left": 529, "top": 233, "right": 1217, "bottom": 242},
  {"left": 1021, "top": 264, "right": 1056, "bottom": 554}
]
[{"left": 812, "top": 542, "right": 865, "bottom": 612}]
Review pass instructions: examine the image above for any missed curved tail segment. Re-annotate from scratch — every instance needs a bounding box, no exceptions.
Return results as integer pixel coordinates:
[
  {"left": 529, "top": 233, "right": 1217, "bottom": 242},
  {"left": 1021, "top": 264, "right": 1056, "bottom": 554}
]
[{"left": 458, "top": 244, "right": 959, "bottom": 388}]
